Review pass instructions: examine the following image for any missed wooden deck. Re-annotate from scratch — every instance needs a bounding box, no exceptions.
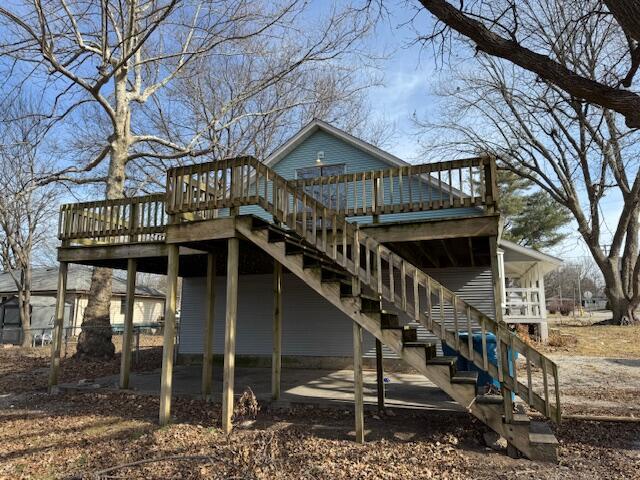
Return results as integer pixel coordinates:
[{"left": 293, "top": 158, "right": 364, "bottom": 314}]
[
  {"left": 57, "top": 156, "right": 501, "bottom": 268},
  {"left": 50, "top": 155, "right": 560, "bottom": 460}
]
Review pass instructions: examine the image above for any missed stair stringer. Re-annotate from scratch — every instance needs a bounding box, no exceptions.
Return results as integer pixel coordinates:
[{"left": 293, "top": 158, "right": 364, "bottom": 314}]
[{"left": 236, "top": 217, "right": 550, "bottom": 460}]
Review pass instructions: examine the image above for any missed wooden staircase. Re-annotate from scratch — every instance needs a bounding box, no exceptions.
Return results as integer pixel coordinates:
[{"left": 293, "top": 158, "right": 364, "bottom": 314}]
[
  {"left": 165, "top": 156, "right": 561, "bottom": 461},
  {"left": 238, "top": 217, "right": 558, "bottom": 461}
]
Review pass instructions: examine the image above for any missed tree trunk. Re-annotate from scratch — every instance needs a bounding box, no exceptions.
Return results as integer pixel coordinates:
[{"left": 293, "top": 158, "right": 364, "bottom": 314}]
[
  {"left": 75, "top": 69, "right": 130, "bottom": 359},
  {"left": 607, "top": 293, "right": 635, "bottom": 325},
  {"left": 76, "top": 266, "right": 115, "bottom": 357},
  {"left": 19, "top": 267, "right": 32, "bottom": 348}
]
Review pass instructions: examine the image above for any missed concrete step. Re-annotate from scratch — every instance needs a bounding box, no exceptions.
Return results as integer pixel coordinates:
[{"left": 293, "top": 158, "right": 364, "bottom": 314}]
[{"left": 528, "top": 421, "right": 559, "bottom": 462}]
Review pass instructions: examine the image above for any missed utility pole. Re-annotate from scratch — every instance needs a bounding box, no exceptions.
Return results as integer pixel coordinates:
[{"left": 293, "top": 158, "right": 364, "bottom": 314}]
[{"left": 577, "top": 266, "right": 582, "bottom": 318}]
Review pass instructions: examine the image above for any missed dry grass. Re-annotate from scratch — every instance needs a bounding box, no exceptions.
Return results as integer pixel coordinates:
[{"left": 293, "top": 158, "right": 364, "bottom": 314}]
[{"left": 541, "top": 325, "right": 640, "bottom": 358}]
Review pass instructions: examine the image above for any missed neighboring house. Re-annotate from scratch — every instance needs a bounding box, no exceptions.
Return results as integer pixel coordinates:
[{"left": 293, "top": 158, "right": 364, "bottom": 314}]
[
  {"left": 0, "top": 265, "right": 165, "bottom": 344},
  {"left": 498, "top": 240, "right": 562, "bottom": 341},
  {"left": 52, "top": 118, "right": 564, "bottom": 459}
]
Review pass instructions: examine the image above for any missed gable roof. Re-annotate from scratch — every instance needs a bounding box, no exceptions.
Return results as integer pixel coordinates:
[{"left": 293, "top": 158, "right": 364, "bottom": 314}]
[
  {"left": 265, "top": 119, "right": 410, "bottom": 170},
  {"left": 0, "top": 265, "right": 164, "bottom": 297}
]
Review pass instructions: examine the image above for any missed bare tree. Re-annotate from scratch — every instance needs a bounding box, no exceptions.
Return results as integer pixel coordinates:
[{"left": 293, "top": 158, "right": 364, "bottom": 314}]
[
  {"left": 417, "top": 2, "right": 640, "bottom": 324},
  {"left": 0, "top": 0, "right": 375, "bottom": 357},
  {"left": 0, "top": 99, "right": 60, "bottom": 346},
  {"left": 127, "top": 29, "right": 384, "bottom": 190},
  {"left": 407, "top": 0, "right": 640, "bottom": 128}
]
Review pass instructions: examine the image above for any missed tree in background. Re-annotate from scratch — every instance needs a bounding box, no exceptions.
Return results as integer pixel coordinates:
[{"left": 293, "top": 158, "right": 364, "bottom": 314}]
[
  {"left": 416, "top": 0, "right": 640, "bottom": 324},
  {"left": 497, "top": 171, "right": 571, "bottom": 250},
  {"left": 0, "top": 0, "right": 376, "bottom": 357},
  {"left": 411, "top": 0, "right": 640, "bottom": 128},
  {"left": 0, "top": 98, "right": 60, "bottom": 346}
]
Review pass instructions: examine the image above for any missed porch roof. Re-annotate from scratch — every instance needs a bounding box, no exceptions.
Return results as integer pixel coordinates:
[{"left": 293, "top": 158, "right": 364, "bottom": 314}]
[{"left": 499, "top": 239, "right": 562, "bottom": 277}]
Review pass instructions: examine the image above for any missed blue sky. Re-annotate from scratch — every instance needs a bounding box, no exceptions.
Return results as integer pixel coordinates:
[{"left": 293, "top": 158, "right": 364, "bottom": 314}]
[{"left": 362, "top": 4, "right": 624, "bottom": 261}]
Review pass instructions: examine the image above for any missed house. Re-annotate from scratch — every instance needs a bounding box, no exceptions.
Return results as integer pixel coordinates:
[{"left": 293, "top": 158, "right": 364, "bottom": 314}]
[
  {"left": 48, "top": 119, "right": 562, "bottom": 461},
  {"left": 0, "top": 265, "right": 165, "bottom": 344}
]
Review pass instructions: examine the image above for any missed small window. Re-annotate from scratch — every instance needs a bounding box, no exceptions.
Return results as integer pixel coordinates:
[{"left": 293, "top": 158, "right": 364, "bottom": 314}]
[
  {"left": 296, "top": 163, "right": 347, "bottom": 212},
  {"left": 120, "top": 298, "right": 127, "bottom": 315},
  {"left": 296, "top": 163, "right": 345, "bottom": 179}
]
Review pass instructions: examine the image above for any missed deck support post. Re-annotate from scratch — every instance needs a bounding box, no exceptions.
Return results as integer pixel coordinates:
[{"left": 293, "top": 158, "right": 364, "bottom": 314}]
[
  {"left": 375, "top": 338, "right": 385, "bottom": 413},
  {"left": 222, "top": 237, "right": 239, "bottom": 434},
  {"left": 489, "top": 236, "right": 516, "bottom": 455},
  {"left": 119, "top": 258, "right": 137, "bottom": 389},
  {"left": 353, "top": 321, "right": 364, "bottom": 444},
  {"left": 272, "top": 260, "right": 283, "bottom": 400},
  {"left": 48, "top": 262, "right": 68, "bottom": 392},
  {"left": 159, "top": 245, "right": 179, "bottom": 426},
  {"left": 202, "top": 253, "right": 216, "bottom": 399}
]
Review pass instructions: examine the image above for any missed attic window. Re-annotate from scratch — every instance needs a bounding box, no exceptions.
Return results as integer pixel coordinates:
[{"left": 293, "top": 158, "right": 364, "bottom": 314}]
[
  {"left": 296, "top": 163, "right": 345, "bottom": 179},
  {"left": 296, "top": 163, "right": 346, "bottom": 210}
]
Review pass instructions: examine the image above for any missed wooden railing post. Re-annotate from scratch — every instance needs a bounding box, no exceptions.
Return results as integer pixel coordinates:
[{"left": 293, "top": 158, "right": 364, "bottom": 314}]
[
  {"left": 128, "top": 202, "right": 139, "bottom": 243},
  {"left": 483, "top": 155, "right": 499, "bottom": 213}
]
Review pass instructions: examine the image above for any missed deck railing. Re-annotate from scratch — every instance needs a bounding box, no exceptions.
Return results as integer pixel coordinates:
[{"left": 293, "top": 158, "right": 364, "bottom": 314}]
[
  {"left": 58, "top": 194, "right": 167, "bottom": 245},
  {"left": 59, "top": 156, "right": 500, "bottom": 245},
  {"left": 288, "top": 157, "right": 499, "bottom": 216},
  {"left": 165, "top": 156, "right": 560, "bottom": 423},
  {"left": 504, "top": 287, "right": 543, "bottom": 319}
]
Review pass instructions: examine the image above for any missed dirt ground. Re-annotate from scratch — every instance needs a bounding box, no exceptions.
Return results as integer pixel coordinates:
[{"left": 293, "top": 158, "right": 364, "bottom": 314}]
[
  {"left": 1, "top": 328, "right": 639, "bottom": 479},
  {"left": 535, "top": 323, "right": 640, "bottom": 417}
]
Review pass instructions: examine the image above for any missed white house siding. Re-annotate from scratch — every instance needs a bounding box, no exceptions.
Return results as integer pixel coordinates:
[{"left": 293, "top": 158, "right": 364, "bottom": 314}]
[
  {"left": 178, "top": 267, "right": 494, "bottom": 360},
  {"left": 71, "top": 295, "right": 164, "bottom": 331}
]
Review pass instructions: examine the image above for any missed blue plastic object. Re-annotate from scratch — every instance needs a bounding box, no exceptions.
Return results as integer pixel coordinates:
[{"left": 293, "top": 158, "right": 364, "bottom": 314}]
[{"left": 442, "top": 332, "right": 516, "bottom": 394}]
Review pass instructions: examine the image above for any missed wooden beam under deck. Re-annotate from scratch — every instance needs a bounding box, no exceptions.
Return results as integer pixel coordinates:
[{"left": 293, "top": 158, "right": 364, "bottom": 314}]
[
  {"left": 360, "top": 214, "right": 500, "bottom": 243},
  {"left": 165, "top": 217, "right": 238, "bottom": 244},
  {"left": 58, "top": 242, "right": 169, "bottom": 263}
]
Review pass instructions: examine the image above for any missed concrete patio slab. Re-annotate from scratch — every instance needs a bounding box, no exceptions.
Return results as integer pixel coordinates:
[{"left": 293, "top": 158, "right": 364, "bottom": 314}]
[{"left": 62, "top": 365, "right": 465, "bottom": 412}]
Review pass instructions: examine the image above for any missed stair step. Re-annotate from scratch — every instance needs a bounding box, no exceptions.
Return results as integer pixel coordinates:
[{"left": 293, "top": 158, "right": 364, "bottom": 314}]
[
  {"left": 379, "top": 311, "right": 400, "bottom": 328},
  {"left": 528, "top": 421, "right": 558, "bottom": 445},
  {"left": 267, "top": 226, "right": 290, "bottom": 243},
  {"left": 321, "top": 266, "right": 349, "bottom": 283},
  {"left": 360, "top": 295, "right": 381, "bottom": 313},
  {"left": 504, "top": 413, "right": 531, "bottom": 426},
  {"left": 284, "top": 239, "right": 306, "bottom": 256},
  {"left": 302, "top": 253, "right": 324, "bottom": 269},
  {"left": 475, "top": 394, "right": 504, "bottom": 405},
  {"left": 451, "top": 370, "right": 479, "bottom": 385},
  {"left": 401, "top": 327, "right": 418, "bottom": 343},
  {"left": 339, "top": 280, "right": 354, "bottom": 297},
  {"left": 250, "top": 217, "right": 271, "bottom": 231},
  {"left": 403, "top": 342, "right": 437, "bottom": 360},
  {"left": 427, "top": 355, "right": 457, "bottom": 366}
]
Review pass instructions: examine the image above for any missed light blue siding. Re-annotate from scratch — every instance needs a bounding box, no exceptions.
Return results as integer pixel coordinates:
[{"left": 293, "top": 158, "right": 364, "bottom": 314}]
[{"left": 269, "top": 129, "right": 482, "bottom": 223}]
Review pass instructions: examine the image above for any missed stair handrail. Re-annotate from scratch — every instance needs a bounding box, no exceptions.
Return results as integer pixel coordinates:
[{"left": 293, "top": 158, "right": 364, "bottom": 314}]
[{"left": 165, "top": 156, "right": 560, "bottom": 423}]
